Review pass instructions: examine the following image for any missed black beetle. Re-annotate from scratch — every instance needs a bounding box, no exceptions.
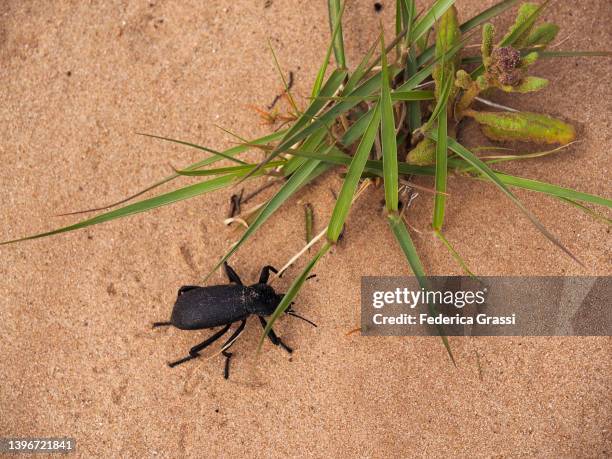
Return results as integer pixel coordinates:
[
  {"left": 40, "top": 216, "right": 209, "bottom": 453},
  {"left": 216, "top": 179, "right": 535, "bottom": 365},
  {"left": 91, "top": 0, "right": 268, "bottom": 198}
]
[{"left": 153, "top": 262, "right": 315, "bottom": 379}]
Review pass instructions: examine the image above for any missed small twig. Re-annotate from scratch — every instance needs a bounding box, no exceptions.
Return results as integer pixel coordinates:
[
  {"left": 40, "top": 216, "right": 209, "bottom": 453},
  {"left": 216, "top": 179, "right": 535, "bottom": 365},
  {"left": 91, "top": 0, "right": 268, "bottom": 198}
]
[
  {"left": 270, "top": 180, "right": 372, "bottom": 283},
  {"left": 548, "top": 31, "right": 575, "bottom": 49},
  {"left": 271, "top": 227, "right": 328, "bottom": 283},
  {"left": 414, "top": 80, "right": 435, "bottom": 89},
  {"left": 364, "top": 26, "right": 409, "bottom": 76},
  {"left": 223, "top": 202, "right": 266, "bottom": 227},
  {"left": 400, "top": 178, "right": 448, "bottom": 196},
  {"left": 398, "top": 188, "right": 421, "bottom": 234},
  {"left": 474, "top": 96, "right": 519, "bottom": 112},
  {"left": 304, "top": 203, "right": 314, "bottom": 245},
  {"left": 268, "top": 71, "right": 295, "bottom": 110},
  {"left": 227, "top": 189, "right": 244, "bottom": 218},
  {"left": 242, "top": 179, "right": 282, "bottom": 204},
  {"left": 396, "top": 102, "right": 407, "bottom": 136}
]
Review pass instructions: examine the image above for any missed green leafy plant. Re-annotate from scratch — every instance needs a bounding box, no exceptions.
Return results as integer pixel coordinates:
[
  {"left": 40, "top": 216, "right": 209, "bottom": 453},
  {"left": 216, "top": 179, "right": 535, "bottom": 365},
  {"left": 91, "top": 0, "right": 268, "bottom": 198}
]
[{"left": 3, "top": 1, "right": 611, "bottom": 360}]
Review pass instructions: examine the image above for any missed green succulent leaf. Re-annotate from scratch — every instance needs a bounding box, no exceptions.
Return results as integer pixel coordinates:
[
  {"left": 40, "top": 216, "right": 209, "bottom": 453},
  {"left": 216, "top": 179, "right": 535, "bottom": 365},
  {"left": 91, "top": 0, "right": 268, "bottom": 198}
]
[
  {"left": 433, "top": 5, "right": 461, "bottom": 101},
  {"left": 520, "top": 51, "right": 539, "bottom": 67},
  {"left": 465, "top": 110, "right": 575, "bottom": 144},
  {"left": 525, "top": 22, "right": 559, "bottom": 47},
  {"left": 482, "top": 23, "right": 495, "bottom": 66},
  {"left": 407, "top": 138, "right": 437, "bottom": 166},
  {"left": 505, "top": 76, "right": 549, "bottom": 93},
  {"left": 500, "top": 2, "right": 541, "bottom": 48},
  {"left": 417, "top": 0, "right": 521, "bottom": 65}
]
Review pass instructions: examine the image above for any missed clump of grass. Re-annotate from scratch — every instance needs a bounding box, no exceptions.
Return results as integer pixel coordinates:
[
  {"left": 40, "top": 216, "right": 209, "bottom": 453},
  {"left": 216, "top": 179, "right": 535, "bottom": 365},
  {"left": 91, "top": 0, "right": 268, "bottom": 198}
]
[{"left": 3, "top": 1, "right": 611, "bottom": 360}]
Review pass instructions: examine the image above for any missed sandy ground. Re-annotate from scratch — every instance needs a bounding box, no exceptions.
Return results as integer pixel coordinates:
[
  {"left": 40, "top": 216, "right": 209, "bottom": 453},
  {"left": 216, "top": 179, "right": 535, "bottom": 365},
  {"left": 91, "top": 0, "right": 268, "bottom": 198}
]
[{"left": 1, "top": 0, "right": 611, "bottom": 457}]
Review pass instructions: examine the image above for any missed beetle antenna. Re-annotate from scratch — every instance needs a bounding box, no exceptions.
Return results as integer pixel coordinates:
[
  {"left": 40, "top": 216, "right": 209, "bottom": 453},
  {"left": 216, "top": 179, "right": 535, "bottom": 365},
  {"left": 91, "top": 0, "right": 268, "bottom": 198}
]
[{"left": 286, "top": 311, "right": 317, "bottom": 328}]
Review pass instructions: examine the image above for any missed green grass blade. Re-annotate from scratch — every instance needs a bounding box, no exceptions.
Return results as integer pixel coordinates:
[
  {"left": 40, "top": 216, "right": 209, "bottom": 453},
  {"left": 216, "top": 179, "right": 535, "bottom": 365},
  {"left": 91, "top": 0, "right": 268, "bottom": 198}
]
[
  {"left": 2, "top": 174, "right": 239, "bottom": 245},
  {"left": 434, "top": 231, "right": 475, "bottom": 276},
  {"left": 312, "top": 0, "right": 347, "bottom": 97},
  {"left": 388, "top": 213, "right": 426, "bottom": 278},
  {"left": 344, "top": 36, "right": 379, "bottom": 94},
  {"left": 286, "top": 146, "right": 435, "bottom": 177},
  {"left": 401, "top": 0, "right": 416, "bottom": 42},
  {"left": 440, "top": 135, "right": 583, "bottom": 265},
  {"left": 395, "top": 32, "right": 468, "bottom": 92},
  {"left": 280, "top": 125, "right": 328, "bottom": 176},
  {"left": 285, "top": 145, "right": 611, "bottom": 213},
  {"left": 555, "top": 197, "right": 612, "bottom": 225},
  {"left": 420, "top": 73, "right": 452, "bottom": 132},
  {"left": 538, "top": 50, "right": 612, "bottom": 58},
  {"left": 206, "top": 153, "right": 331, "bottom": 280},
  {"left": 417, "top": 0, "right": 520, "bottom": 65},
  {"left": 411, "top": 0, "right": 456, "bottom": 43},
  {"left": 267, "top": 39, "right": 300, "bottom": 115},
  {"left": 395, "top": 0, "right": 403, "bottom": 56},
  {"left": 327, "top": 0, "right": 347, "bottom": 69},
  {"left": 174, "top": 160, "right": 286, "bottom": 177},
  {"left": 313, "top": 89, "right": 434, "bottom": 103},
  {"left": 276, "top": 67, "right": 402, "bottom": 161},
  {"left": 499, "top": 1, "right": 549, "bottom": 47},
  {"left": 137, "top": 133, "right": 249, "bottom": 165},
  {"left": 278, "top": 68, "right": 347, "bottom": 147},
  {"left": 431, "top": 9, "right": 455, "bottom": 232},
  {"left": 432, "top": 100, "right": 448, "bottom": 231},
  {"left": 64, "top": 129, "right": 288, "bottom": 216},
  {"left": 380, "top": 33, "right": 399, "bottom": 212},
  {"left": 290, "top": 146, "right": 612, "bottom": 210},
  {"left": 258, "top": 242, "right": 331, "bottom": 352},
  {"left": 244, "top": 69, "right": 347, "bottom": 179},
  {"left": 461, "top": 0, "right": 519, "bottom": 34},
  {"left": 340, "top": 108, "right": 376, "bottom": 147},
  {"left": 392, "top": 90, "right": 435, "bottom": 101},
  {"left": 387, "top": 213, "right": 455, "bottom": 364},
  {"left": 492, "top": 173, "right": 612, "bottom": 208},
  {"left": 328, "top": 104, "right": 382, "bottom": 242},
  {"left": 402, "top": 0, "right": 422, "bottom": 132},
  {"left": 395, "top": 60, "right": 437, "bottom": 92}
]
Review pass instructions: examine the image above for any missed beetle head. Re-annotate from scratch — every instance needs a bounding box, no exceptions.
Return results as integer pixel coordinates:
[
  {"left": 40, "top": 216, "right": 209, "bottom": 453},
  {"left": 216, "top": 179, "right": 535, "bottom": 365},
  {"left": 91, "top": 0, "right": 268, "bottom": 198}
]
[
  {"left": 247, "top": 283, "right": 282, "bottom": 316},
  {"left": 247, "top": 283, "right": 317, "bottom": 327}
]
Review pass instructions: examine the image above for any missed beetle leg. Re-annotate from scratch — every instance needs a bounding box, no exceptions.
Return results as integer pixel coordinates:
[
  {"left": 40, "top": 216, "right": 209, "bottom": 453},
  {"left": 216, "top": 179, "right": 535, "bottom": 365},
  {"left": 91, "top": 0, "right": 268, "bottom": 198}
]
[
  {"left": 152, "top": 321, "right": 172, "bottom": 328},
  {"left": 258, "top": 265, "right": 279, "bottom": 284},
  {"left": 178, "top": 285, "right": 199, "bottom": 296},
  {"left": 222, "top": 351, "right": 233, "bottom": 379},
  {"left": 167, "top": 323, "right": 231, "bottom": 368},
  {"left": 219, "top": 319, "right": 247, "bottom": 379},
  {"left": 258, "top": 316, "right": 293, "bottom": 354},
  {"left": 223, "top": 262, "right": 243, "bottom": 285}
]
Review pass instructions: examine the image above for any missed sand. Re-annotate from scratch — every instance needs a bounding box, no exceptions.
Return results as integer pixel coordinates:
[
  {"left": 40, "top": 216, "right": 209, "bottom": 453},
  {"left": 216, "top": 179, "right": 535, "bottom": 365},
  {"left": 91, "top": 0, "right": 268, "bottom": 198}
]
[{"left": 1, "top": 0, "right": 610, "bottom": 457}]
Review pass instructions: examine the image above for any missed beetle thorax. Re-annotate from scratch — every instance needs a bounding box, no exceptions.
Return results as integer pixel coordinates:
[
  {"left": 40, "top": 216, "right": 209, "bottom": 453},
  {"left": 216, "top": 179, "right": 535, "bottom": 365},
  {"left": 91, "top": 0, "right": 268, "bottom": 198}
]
[{"left": 246, "top": 283, "right": 281, "bottom": 316}]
